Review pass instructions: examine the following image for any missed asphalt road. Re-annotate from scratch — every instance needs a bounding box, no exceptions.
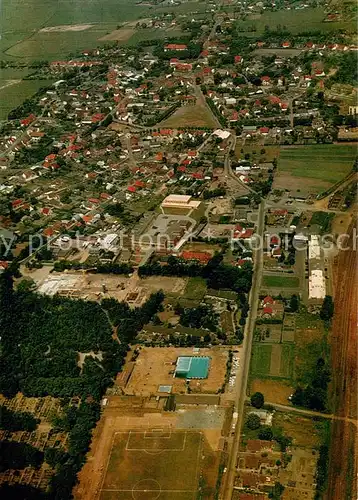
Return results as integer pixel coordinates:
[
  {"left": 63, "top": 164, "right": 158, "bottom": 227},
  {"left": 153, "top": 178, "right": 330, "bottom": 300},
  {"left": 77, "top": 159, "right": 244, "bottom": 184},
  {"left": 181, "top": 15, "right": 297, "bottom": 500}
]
[{"left": 221, "top": 199, "right": 265, "bottom": 500}]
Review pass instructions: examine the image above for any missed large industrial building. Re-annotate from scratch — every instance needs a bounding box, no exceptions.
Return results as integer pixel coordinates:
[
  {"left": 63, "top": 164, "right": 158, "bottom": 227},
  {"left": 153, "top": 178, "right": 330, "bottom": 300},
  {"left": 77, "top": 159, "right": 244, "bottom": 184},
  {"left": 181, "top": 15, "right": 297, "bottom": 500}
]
[{"left": 308, "top": 235, "right": 326, "bottom": 305}]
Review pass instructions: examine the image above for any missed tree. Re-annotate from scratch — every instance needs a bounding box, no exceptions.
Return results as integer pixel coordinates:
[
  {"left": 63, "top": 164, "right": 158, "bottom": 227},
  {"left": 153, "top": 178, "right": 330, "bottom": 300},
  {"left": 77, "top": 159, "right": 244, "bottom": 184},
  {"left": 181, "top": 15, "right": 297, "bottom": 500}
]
[
  {"left": 320, "top": 295, "right": 334, "bottom": 321},
  {"left": 258, "top": 426, "right": 273, "bottom": 440},
  {"left": 289, "top": 294, "right": 299, "bottom": 312},
  {"left": 17, "top": 277, "right": 36, "bottom": 292},
  {"left": 251, "top": 392, "right": 264, "bottom": 409},
  {"left": 246, "top": 413, "right": 261, "bottom": 430}
]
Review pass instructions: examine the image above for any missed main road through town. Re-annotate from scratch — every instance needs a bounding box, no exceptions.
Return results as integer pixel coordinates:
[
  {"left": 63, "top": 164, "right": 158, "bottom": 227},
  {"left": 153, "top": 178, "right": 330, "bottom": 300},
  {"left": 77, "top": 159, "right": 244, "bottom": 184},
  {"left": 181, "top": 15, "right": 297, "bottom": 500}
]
[{"left": 221, "top": 199, "right": 265, "bottom": 500}]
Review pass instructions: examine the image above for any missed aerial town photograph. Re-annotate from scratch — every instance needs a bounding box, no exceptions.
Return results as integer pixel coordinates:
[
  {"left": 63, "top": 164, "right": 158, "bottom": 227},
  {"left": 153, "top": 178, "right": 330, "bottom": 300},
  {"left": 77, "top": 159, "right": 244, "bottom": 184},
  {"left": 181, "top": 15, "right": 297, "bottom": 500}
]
[{"left": 0, "top": 0, "right": 356, "bottom": 499}]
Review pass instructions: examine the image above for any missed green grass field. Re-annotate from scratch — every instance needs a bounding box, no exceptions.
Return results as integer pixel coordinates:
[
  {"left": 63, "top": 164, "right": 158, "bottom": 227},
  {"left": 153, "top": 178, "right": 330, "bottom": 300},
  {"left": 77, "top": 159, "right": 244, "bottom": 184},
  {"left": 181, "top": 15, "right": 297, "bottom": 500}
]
[
  {"left": 251, "top": 344, "right": 272, "bottom": 377},
  {"left": 262, "top": 275, "right": 300, "bottom": 289}
]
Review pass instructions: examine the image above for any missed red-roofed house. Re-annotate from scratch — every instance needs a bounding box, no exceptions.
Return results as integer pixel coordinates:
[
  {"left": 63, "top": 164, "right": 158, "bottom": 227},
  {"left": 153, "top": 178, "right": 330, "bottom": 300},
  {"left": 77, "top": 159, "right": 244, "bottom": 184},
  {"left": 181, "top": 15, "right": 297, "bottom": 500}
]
[
  {"left": 262, "top": 296, "right": 274, "bottom": 305},
  {"left": 12, "top": 199, "right": 23, "bottom": 208},
  {"left": 127, "top": 185, "right": 137, "bottom": 193},
  {"left": 234, "top": 55, "right": 243, "bottom": 64},
  {"left": 262, "top": 306, "right": 273, "bottom": 317},
  {"left": 230, "top": 111, "right": 239, "bottom": 122},
  {"left": 174, "top": 63, "right": 192, "bottom": 72},
  {"left": 282, "top": 41, "right": 291, "bottom": 48},
  {"left": 0, "top": 261, "right": 9, "bottom": 272},
  {"left": 20, "top": 114, "right": 36, "bottom": 127},
  {"left": 261, "top": 75, "right": 271, "bottom": 86},
  {"left": 259, "top": 127, "right": 269, "bottom": 135},
  {"left": 134, "top": 180, "right": 146, "bottom": 188},
  {"left": 170, "top": 58, "right": 179, "bottom": 66},
  {"left": 315, "top": 69, "right": 325, "bottom": 77},
  {"left": 160, "top": 129, "right": 173, "bottom": 136},
  {"left": 164, "top": 44, "right": 187, "bottom": 51},
  {"left": 181, "top": 251, "right": 211, "bottom": 263}
]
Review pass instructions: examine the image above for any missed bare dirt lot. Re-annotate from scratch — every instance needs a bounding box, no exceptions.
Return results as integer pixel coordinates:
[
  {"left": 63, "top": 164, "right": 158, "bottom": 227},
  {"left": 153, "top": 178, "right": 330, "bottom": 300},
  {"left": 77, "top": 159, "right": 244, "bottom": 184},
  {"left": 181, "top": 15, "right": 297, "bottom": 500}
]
[
  {"left": 33, "top": 271, "right": 187, "bottom": 305},
  {"left": 125, "top": 346, "right": 228, "bottom": 396},
  {"left": 250, "top": 379, "right": 293, "bottom": 405},
  {"left": 75, "top": 397, "right": 224, "bottom": 500}
]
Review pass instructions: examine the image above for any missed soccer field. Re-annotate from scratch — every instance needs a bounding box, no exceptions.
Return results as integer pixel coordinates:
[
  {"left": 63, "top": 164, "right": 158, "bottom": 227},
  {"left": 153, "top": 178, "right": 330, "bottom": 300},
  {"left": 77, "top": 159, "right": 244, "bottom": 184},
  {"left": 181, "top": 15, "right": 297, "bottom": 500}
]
[{"left": 100, "top": 430, "right": 203, "bottom": 500}]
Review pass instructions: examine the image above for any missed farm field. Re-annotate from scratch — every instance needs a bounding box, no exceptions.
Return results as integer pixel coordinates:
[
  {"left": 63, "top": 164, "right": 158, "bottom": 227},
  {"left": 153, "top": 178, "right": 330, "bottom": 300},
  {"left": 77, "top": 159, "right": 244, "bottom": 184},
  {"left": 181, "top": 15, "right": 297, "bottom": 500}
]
[
  {"left": 262, "top": 274, "right": 300, "bottom": 289},
  {"left": 160, "top": 103, "right": 217, "bottom": 128},
  {"left": 251, "top": 343, "right": 294, "bottom": 380},
  {"left": 274, "top": 144, "right": 356, "bottom": 196},
  {"left": 235, "top": 7, "right": 355, "bottom": 34},
  {"left": 0, "top": 79, "right": 50, "bottom": 120}
]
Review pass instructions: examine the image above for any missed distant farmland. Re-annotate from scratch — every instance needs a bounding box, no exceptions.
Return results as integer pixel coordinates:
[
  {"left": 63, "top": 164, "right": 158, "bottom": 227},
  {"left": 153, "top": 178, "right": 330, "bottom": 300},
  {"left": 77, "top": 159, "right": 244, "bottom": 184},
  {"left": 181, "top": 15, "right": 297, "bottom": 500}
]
[{"left": 274, "top": 144, "right": 357, "bottom": 196}]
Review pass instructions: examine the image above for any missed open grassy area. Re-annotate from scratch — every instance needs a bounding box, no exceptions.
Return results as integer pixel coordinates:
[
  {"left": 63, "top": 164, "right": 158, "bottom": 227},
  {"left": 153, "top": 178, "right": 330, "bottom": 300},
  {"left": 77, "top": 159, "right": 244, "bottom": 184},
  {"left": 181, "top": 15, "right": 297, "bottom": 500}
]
[
  {"left": 262, "top": 275, "right": 300, "bottom": 289},
  {"left": 235, "top": 144, "right": 280, "bottom": 163},
  {"left": 160, "top": 103, "right": 217, "bottom": 128},
  {"left": 183, "top": 277, "right": 207, "bottom": 301}
]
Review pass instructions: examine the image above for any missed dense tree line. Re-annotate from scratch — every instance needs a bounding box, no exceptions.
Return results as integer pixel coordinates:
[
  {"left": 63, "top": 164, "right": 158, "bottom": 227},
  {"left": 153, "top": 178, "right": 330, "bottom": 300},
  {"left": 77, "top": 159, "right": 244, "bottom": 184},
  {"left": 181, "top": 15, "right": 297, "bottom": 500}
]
[
  {"left": 292, "top": 358, "right": 330, "bottom": 412},
  {"left": 177, "top": 304, "right": 219, "bottom": 332},
  {"left": 0, "top": 406, "right": 39, "bottom": 432},
  {"left": 139, "top": 255, "right": 253, "bottom": 294},
  {"left": 203, "top": 187, "right": 226, "bottom": 199}
]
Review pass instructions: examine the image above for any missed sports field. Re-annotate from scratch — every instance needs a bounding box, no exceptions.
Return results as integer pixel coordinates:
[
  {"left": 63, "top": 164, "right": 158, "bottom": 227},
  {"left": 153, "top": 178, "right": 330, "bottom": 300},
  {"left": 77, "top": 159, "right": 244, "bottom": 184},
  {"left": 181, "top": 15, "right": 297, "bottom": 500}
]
[
  {"left": 274, "top": 145, "right": 356, "bottom": 196},
  {"left": 100, "top": 430, "right": 202, "bottom": 500}
]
